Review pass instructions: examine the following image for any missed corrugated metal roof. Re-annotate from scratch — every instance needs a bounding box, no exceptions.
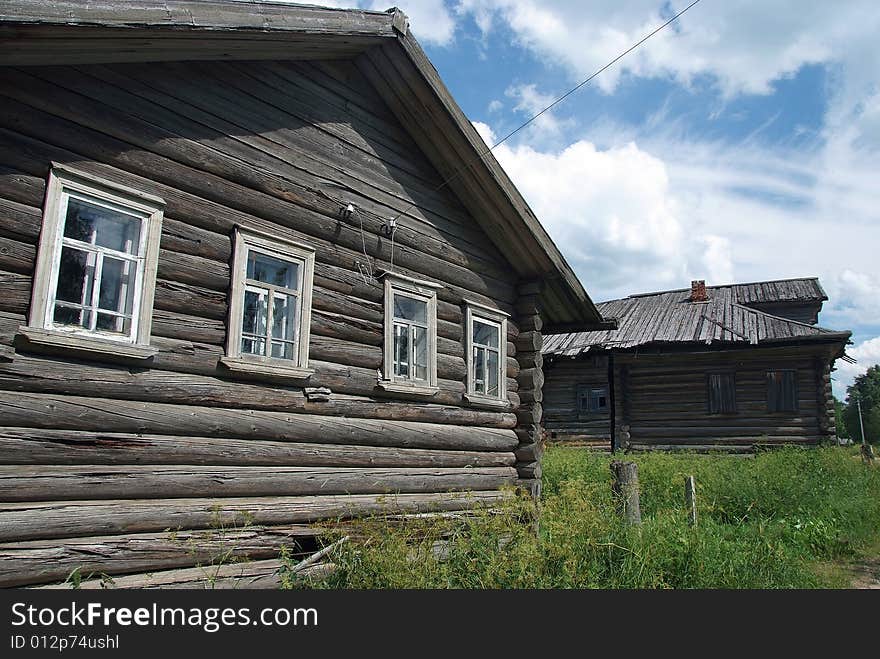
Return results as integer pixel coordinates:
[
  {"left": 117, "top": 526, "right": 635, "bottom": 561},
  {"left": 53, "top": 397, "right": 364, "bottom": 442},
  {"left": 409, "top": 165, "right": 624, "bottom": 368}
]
[{"left": 543, "top": 278, "right": 848, "bottom": 357}]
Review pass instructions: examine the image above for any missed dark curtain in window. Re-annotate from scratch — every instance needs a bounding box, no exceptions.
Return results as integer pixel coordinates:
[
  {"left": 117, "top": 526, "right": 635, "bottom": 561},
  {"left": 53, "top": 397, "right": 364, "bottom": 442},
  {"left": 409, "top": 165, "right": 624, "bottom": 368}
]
[
  {"left": 767, "top": 370, "right": 798, "bottom": 412},
  {"left": 708, "top": 372, "right": 736, "bottom": 414}
]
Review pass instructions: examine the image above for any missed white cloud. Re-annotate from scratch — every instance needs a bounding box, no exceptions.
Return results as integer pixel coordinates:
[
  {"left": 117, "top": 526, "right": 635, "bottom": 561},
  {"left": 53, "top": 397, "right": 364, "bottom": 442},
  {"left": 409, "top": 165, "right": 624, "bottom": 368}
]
[
  {"left": 833, "top": 337, "right": 880, "bottom": 399},
  {"left": 473, "top": 121, "right": 732, "bottom": 299},
  {"left": 455, "top": 1, "right": 879, "bottom": 98},
  {"left": 487, "top": 99, "right": 503, "bottom": 113},
  {"left": 367, "top": 0, "right": 456, "bottom": 45},
  {"left": 503, "top": 83, "right": 573, "bottom": 141}
]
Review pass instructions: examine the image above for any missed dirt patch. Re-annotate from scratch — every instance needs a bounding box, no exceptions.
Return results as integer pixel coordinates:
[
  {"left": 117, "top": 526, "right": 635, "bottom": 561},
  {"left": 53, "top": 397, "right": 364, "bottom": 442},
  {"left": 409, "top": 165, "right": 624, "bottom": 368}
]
[{"left": 849, "top": 560, "right": 880, "bottom": 589}]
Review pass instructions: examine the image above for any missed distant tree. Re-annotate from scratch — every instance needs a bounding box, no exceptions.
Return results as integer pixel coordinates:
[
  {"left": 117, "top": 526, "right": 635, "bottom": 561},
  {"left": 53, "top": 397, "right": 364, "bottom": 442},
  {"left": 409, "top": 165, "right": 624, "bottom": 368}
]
[
  {"left": 843, "top": 365, "right": 880, "bottom": 444},
  {"left": 834, "top": 396, "right": 848, "bottom": 440}
]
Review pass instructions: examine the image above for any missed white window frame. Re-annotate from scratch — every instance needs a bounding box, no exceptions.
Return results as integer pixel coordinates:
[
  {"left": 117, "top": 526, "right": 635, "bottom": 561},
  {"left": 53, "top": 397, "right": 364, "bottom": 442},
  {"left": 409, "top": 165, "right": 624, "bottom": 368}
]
[
  {"left": 379, "top": 272, "right": 440, "bottom": 396},
  {"left": 21, "top": 163, "right": 164, "bottom": 362},
  {"left": 464, "top": 300, "right": 509, "bottom": 409},
  {"left": 220, "top": 226, "right": 315, "bottom": 380}
]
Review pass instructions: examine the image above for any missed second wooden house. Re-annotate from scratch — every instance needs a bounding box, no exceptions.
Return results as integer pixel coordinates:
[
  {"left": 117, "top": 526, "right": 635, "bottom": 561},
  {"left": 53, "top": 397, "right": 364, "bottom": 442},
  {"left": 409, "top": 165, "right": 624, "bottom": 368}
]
[{"left": 542, "top": 278, "right": 851, "bottom": 452}]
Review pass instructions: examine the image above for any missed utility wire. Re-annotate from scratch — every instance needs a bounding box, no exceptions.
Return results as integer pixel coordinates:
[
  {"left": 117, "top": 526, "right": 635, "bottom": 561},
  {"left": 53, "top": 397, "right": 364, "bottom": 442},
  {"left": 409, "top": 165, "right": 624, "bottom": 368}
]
[{"left": 386, "top": 0, "right": 704, "bottom": 226}]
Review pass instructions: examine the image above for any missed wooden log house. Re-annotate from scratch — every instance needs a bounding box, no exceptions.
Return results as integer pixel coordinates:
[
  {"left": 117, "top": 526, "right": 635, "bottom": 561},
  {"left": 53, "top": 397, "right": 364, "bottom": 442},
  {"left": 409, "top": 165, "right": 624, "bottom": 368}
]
[
  {"left": 543, "top": 278, "right": 852, "bottom": 453},
  {"left": 0, "top": 1, "right": 610, "bottom": 587}
]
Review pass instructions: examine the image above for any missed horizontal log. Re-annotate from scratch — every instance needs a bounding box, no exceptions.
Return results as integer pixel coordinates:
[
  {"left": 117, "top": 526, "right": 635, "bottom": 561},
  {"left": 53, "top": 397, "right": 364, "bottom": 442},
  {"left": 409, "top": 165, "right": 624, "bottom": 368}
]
[
  {"left": 0, "top": 390, "right": 518, "bottom": 451},
  {"left": 0, "top": 234, "right": 35, "bottom": 274},
  {"left": 516, "top": 331, "right": 542, "bottom": 352},
  {"left": 627, "top": 444, "right": 757, "bottom": 454},
  {"left": 514, "top": 442, "right": 542, "bottom": 463},
  {"left": 0, "top": 490, "right": 512, "bottom": 542},
  {"left": 39, "top": 559, "right": 335, "bottom": 590},
  {"left": 518, "top": 315, "right": 543, "bottom": 332},
  {"left": 151, "top": 309, "right": 225, "bottom": 345},
  {"left": 516, "top": 461, "right": 541, "bottom": 479},
  {"left": 160, "top": 216, "right": 231, "bottom": 262},
  {"left": 0, "top": 465, "right": 518, "bottom": 502},
  {"left": 0, "top": 195, "right": 41, "bottom": 241},
  {"left": 516, "top": 367, "right": 545, "bottom": 391},
  {"left": 157, "top": 248, "right": 229, "bottom": 291},
  {"left": 518, "top": 389, "right": 543, "bottom": 404},
  {"left": 0, "top": 427, "right": 516, "bottom": 467},
  {"left": 0, "top": 270, "right": 30, "bottom": 315},
  {"left": 0, "top": 525, "right": 320, "bottom": 588},
  {"left": 515, "top": 403, "right": 543, "bottom": 426},
  {"left": 154, "top": 278, "right": 227, "bottom": 320},
  {"left": 517, "top": 351, "right": 543, "bottom": 370}
]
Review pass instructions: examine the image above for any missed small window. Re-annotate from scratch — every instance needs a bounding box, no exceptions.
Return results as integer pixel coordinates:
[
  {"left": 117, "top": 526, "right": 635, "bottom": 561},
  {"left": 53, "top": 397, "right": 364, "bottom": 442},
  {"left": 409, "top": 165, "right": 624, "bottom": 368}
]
[
  {"left": 767, "top": 369, "right": 798, "bottom": 412},
  {"left": 707, "top": 372, "right": 736, "bottom": 414},
  {"left": 380, "top": 273, "right": 439, "bottom": 394},
  {"left": 222, "top": 227, "right": 315, "bottom": 379},
  {"left": 577, "top": 384, "right": 608, "bottom": 415},
  {"left": 464, "top": 301, "right": 508, "bottom": 406},
  {"left": 24, "top": 165, "right": 163, "bottom": 359}
]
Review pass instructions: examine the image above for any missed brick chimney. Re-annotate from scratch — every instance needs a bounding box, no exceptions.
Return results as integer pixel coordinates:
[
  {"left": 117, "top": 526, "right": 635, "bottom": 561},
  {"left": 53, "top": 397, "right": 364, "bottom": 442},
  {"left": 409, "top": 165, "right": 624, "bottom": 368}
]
[{"left": 690, "top": 279, "right": 708, "bottom": 302}]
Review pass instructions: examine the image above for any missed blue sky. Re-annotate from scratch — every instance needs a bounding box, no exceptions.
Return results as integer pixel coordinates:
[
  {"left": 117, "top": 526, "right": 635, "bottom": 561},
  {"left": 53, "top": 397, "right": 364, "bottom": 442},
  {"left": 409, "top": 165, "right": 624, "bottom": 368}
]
[{"left": 307, "top": 1, "right": 880, "bottom": 397}]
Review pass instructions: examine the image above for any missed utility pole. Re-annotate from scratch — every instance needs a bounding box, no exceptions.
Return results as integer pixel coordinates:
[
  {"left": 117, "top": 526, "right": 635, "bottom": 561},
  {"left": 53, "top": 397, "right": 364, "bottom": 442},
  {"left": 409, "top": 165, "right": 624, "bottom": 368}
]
[{"left": 857, "top": 397, "right": 875, "bottom": 464}]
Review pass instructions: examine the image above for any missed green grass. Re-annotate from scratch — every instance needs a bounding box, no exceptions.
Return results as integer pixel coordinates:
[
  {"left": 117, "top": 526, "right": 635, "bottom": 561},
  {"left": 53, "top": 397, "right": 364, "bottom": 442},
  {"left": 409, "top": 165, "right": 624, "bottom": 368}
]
[{"left": 286, "top": 445, "right": 880, "bottom": 589}]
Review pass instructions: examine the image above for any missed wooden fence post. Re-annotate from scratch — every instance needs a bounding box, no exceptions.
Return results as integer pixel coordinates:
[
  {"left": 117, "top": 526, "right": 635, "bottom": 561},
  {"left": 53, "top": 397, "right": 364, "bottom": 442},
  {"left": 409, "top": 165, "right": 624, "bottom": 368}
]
[
  {"left": 610, "top": 460, "right": 641, "bottom": 525},
  {"left": 685, "top": 475, "right": 697, "bottom": 527}
]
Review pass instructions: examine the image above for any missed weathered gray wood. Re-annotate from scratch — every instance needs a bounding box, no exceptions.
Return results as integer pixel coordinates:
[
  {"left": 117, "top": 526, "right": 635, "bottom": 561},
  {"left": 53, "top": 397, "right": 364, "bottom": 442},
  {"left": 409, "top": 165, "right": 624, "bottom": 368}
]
[
  {"left": 0, "top": 123, "right": 515, "bottom": 314},
  {"left": 0, "top": 490, "right": 512, "bottom": 542},
  {"left": 0, "top": 83, "right": 517, "bottom": 305},
  {"left": 0, "top": 270, "right": 30, "bottom": 315},
  {"left": 0, "top": 428, "right": 516, "bottom": 468},
  {"left": 0, "top": 233, "right": 35, "bottom": 274},
  {"left": 0, "top": 524, "right": 320, "bottom": 588},
  {"left": 610, "top": 460, "right": 641, "bottom": 525},
  {"left": 0, "top": 465, "right": 518, "bottom": 502},
  {"left": 0, "top": 391, "right": 518, "bottom": 452},
  {"left": 516, "top": 331, "right": 543, "bottom": 353},
  {"left": 685, "top": 475, "right": 697, "bottom": 527}
]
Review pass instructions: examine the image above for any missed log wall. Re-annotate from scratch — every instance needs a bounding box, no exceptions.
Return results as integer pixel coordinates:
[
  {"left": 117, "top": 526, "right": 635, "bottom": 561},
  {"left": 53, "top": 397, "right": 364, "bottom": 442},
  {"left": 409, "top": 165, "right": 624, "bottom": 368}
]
[
  {"left": 0, "top": 59, "right": 531, "bottom": 586},
  {"left": 543, "top": 355, "right": 611, "bottom": 446},
  {"left": 615, "top": 346, "right": 836, "bottom": 451}
]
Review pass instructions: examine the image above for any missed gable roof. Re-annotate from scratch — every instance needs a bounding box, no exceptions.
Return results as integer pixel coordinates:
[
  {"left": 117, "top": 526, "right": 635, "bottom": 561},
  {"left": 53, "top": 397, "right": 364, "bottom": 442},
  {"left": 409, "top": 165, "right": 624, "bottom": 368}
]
[
  {"left": 543, "top": 278, "right": 850, "bottom": 357},
  {"left": 0, "top": 0, "right": 605, "bottom": 331}
]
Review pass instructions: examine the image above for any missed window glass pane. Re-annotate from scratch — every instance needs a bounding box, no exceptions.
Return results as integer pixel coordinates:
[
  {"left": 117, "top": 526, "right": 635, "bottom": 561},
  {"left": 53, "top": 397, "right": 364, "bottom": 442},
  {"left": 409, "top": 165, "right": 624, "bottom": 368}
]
[
  {"left": 53, "top": 305, "right": 88, "bottom": 328},
  {"left": 56, "top": 246, "right": 94, "bottom": 305},
  {"left": 96, "top": 313, "right": 130, "bottom": 335},
  {"left": 98, "top": 257, "right": 135, "bottom": 316},
  {"left": 393, "top": 323, "right": 409, "bottom": 377},
  {"left": 590, "top": 388, "right": 607, "bottom": 411},
  {"left": 413, "top": 325, "right": 428, "bottom": 381},
  {"left": 473, "top": 319, "right": 499, "bottom": 348},
  {"left": 393, "top": 294, "right": 427, "bottom": 324},
  {"left": 486, "top": 349, "right": 499, "bottom": 397},
  {"left": 65, "top": 197, "right": 141, "bottom": 254},
  {"left": 271, "top": 341, "right": 295, "bottom": 360},
  {"left": 241, "top": 336, "right": 266, "bottom": 356},
  {"left": 242, "top": 289, "right": 267, "bottom": 355},
  {"left": 271, "top": 292, "right": 297, "bottom": 343},
  {"left": 247, "top": 251, "right": 299, "bottom": 290},
  {"left": 473, "top": 345, "right": 486, "bottom": 394}
]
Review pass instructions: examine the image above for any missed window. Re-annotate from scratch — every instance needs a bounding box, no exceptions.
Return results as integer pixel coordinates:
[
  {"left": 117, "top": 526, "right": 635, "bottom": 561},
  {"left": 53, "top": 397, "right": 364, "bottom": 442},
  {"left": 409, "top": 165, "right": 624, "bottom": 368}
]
[
  {"left": 577, "top": 384, "right": 608, "bottom": 416},
  {"left": 767, "top": 369, "right": 798, "bottom": 413},
  {"left": 22, "top": 164, "right": 163, "bottom": 361},
  {"left": 707, "top": 372, "right": 736, "bottom": 414},
  {"left": 380, "top": 273, "right": 440, "bottom": 394},
  {"left": 464, "top": 301, "right": 508, "bottom": 407},
  {"left": 221, "top": 227, "right": 315, "bottom": 379}
]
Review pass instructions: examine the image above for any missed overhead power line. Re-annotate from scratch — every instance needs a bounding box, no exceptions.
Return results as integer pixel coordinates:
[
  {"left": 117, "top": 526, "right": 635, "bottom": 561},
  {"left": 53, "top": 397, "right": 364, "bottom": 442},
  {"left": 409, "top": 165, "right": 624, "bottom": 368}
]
[{"left": 386, "top": 0, "right": 704, "bottom": 228}]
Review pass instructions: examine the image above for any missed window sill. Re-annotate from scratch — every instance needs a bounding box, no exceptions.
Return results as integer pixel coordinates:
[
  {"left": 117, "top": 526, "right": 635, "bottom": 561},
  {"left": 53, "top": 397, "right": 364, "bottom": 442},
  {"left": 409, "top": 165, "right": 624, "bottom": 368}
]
[
  {"left": 219, "top": 356, "right": 314, "bottom": 381},
  {"left": 464, "top": 393, "right": 511, "bottom": 410},
  {"left": 16, "top": 326, "right": 158, "bottom": 364},
  {"left": 377, "top": 380, "right": 439, "bottom": 397}
]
